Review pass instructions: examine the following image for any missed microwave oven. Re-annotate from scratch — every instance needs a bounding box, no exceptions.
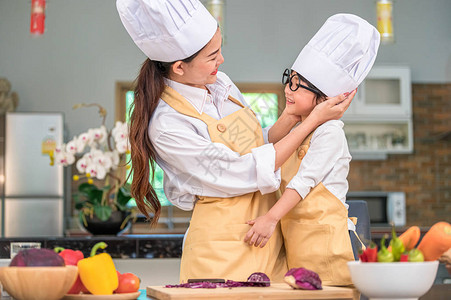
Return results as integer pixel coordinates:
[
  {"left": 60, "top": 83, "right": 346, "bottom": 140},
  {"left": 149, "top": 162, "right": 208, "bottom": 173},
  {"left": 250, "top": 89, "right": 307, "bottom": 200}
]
[{"left": 346, "top": 191, "right": 406, "bottom": 227}]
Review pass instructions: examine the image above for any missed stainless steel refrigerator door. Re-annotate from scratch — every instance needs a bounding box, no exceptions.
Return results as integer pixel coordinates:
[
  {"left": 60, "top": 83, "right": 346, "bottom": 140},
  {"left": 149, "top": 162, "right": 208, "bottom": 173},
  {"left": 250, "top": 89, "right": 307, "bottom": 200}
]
[
  {"left": 4, "top": 197, "right": 63, "bottom": 237},
  {"left": 5, "top": 113, "right": 64, "bottom": 197}
]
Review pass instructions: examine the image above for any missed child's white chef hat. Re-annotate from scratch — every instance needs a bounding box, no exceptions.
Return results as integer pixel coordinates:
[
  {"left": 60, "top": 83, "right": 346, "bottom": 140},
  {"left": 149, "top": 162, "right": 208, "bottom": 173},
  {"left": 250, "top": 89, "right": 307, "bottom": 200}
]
[
  {"left": 291, "top": 14, "right": 380, "bottom": 97},
  {"left": 116, "top": 0, "right": 217, "bottom": 62}
]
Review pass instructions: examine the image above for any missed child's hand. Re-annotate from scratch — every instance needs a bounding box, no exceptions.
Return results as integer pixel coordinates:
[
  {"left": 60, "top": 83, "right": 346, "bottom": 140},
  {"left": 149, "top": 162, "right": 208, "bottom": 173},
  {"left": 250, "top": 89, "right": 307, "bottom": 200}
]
[{"left": 244, "top": 215, "right": 278, "bottom": 248}]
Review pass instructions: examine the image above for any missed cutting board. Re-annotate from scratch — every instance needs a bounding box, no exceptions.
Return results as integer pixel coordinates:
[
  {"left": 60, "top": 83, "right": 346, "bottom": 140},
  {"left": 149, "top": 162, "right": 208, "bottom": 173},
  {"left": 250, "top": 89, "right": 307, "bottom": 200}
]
[{"left": 147, "top": 283, "right": 359, "bottom": 299}]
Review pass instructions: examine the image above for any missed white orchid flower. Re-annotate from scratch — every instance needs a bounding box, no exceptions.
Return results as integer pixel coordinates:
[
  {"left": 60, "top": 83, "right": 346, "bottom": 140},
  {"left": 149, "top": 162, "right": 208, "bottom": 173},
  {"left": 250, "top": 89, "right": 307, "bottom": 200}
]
[
  {"left": 76, "top": 132, "right": 91, "bottom": 152},
  {"left": 54, "top": 144, "right": 65, "bottom": 154},
  {"left": 115, "top": 139, "right": 130, "bottom": 154},
  {"left": 105, "top": 150, "right": 120, "bottom": 170},
  {"left": 55, "top": 150, "right": 75, "bottom": 166},
  {"left": 90, "top": 126, "right": 108, "bottom": 144},
  {"left": 86, "top": 162, "right": 107, "bottom": 180},
  {"left": 112, "top": 121, "right": 129, "bottom": 143},
  {"left": 76, "top": 156, "right": 89, "bottom": 173},
  {"left": 66, "top": 138, "right": 78, "bottom": 154},
  {"left": 54, "top": 107, "right": 130, "bottom": 182},
  {"left": 86, "top": 129, "right": 99, "bottom": 148},
  {"left": 93, "top": 151, "right": 113, "bottom": 171}
]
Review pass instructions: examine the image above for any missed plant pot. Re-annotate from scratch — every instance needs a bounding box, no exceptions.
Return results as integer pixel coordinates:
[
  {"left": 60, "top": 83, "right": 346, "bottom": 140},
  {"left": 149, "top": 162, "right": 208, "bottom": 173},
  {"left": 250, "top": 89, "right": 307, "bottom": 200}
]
[{"left": 82, "top": 211, "right": 131, "bottom": 236}]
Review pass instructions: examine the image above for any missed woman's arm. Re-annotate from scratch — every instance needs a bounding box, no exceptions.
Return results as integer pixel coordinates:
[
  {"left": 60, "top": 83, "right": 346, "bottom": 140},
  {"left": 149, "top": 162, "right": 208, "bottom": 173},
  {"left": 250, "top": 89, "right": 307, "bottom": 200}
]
[
  {"left": 272, "top": 90, "right": 355, "bottom": 170},
  {"left": 267, "top": 109, "right": 301, "bottom": 144}
]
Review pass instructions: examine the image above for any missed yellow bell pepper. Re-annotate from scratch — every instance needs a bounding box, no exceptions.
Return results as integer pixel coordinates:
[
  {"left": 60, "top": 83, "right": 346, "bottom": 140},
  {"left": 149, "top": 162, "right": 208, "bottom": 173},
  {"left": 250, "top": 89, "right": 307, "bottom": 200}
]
[{"left": 78, "top": 242, "right": 118, "bottom": 295}]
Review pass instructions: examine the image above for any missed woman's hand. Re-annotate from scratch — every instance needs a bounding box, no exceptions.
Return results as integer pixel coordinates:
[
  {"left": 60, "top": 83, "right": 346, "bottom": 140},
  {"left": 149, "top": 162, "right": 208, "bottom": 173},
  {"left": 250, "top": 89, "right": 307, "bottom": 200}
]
[
  {"left": 244, "top": 215, "right": 278, "bottom": 248},
  {"left": 309, "top": 89, "right": 357, "bottom": 126}
]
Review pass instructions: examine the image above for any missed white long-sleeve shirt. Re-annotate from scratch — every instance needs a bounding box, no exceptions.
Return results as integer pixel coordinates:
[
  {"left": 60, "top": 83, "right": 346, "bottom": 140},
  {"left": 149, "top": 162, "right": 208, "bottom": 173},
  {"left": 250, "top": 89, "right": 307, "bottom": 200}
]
[
  {"left": 286, "top": 120, "right": 355, "bottom": 230},
  {"left": 148, "top": 72, "right": 281, "bottom": 211}
]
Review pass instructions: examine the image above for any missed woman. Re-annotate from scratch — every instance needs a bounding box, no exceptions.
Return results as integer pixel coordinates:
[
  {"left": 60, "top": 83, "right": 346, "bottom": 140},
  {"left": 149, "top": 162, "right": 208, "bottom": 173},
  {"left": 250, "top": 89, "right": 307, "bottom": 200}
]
[{"left": 116, "top": 0, "right": 355, "bottom": 282}]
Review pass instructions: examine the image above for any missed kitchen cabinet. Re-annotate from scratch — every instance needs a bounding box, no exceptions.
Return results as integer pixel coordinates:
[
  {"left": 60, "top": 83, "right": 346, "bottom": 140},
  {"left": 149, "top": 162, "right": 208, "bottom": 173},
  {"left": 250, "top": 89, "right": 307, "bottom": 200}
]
[
  {"left": 345, "top": 66, "right": 411, "bottom": 117},
  {"left": 342, "top": 66, "right": 413, "bottom": 159}
]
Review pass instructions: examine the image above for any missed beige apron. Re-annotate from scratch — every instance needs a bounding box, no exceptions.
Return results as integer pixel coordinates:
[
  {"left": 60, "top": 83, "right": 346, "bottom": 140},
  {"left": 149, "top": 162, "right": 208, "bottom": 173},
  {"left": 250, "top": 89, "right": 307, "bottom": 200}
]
[
  {"left": 160, "top": 86, "right": 287, "bottom": 283},
  {"left": 280, "top": 132, "right": 355, "bottom": 286}
]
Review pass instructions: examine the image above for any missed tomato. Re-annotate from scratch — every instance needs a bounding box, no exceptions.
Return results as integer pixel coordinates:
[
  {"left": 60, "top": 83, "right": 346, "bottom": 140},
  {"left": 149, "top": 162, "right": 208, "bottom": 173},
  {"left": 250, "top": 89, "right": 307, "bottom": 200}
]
[{"left": 115, "top": 272, "right": 140, "bottom": 293}]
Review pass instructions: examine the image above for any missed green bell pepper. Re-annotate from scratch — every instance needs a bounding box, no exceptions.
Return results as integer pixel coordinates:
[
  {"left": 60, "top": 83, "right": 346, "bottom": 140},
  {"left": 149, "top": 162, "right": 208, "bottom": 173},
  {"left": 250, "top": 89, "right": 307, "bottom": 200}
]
[
  {"left": 408, "top": 248, "right": 425, "bottom": 262},
  {"left": 377, "top": 234, "right": 394, "bottom": 262},
  {"left": 389, "top": 226, "right": 405, "bottom": 261}
]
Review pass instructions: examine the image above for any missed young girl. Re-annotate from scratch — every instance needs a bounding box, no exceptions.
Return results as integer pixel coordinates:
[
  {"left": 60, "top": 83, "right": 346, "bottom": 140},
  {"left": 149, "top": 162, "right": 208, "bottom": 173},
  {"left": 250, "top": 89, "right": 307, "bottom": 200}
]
[
  {"left": 244, "top": 14, "right": 380, "bottom": 286},
  {"left": 117, "top": 0, "right": 355, "bottom": 282}
]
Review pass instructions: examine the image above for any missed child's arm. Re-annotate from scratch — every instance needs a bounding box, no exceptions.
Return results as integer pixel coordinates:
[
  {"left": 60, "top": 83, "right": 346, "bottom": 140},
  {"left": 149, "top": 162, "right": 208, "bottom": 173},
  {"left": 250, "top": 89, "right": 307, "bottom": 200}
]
[{"left": 244, "top": 188, "right": 302, "bottom": 248}]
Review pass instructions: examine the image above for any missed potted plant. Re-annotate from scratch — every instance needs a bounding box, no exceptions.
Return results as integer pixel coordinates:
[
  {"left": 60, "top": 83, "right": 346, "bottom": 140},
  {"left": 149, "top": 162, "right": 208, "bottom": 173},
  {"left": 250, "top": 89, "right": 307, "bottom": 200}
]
[{"left": 53, "top": 103, "right": 136, "bottom": 235}]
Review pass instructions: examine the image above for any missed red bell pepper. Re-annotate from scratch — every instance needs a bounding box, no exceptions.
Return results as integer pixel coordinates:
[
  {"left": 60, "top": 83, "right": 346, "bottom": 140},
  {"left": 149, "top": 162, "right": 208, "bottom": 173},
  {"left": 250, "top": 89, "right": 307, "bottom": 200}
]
[
  {"left": 358, "top": 250, "right": 368, "bottom": 262},
  {"left": 400, "top": 252, "right": 409, "bottom": 262},
  {"left": 54, "top": 247, "right": 89, "bottom": 294},
  {"left": 359, "top": 241, "right": 378, "bottom": 263}
]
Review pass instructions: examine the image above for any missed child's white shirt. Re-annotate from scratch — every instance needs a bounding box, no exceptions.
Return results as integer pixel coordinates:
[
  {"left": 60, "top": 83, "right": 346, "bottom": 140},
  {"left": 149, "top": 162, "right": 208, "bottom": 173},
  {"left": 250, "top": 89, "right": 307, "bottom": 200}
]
[{"left": 286, "top": 120, "right": 355, "bottom": 230}]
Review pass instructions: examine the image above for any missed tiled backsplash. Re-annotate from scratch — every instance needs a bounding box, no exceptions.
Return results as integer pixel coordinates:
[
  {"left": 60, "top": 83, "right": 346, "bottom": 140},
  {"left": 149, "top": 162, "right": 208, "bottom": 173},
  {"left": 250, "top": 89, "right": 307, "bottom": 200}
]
[{"left": 0, "top": 235, "right": 183, "bottom": 259}]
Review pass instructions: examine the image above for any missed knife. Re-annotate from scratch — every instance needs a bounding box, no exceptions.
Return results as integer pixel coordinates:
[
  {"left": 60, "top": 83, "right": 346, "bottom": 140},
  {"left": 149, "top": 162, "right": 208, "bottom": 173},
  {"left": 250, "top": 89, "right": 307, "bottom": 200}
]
[{"left": 187, "top": 278, "right": 270, "bottom": 287}]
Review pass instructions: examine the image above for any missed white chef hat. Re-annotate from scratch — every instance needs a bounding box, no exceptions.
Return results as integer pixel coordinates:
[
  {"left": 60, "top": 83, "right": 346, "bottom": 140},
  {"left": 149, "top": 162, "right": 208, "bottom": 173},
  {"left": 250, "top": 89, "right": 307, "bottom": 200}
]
[
  {"left": 291, "top": 13, "right": 380, "bottom": 97},
  {"left": 116, "top": 0, "right": 218, "bottom": 62}
]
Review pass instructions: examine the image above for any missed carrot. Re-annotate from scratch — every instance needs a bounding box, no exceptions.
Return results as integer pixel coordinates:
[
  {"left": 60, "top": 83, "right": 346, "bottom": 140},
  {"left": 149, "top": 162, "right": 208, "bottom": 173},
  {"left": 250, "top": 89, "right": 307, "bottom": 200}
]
[
  {"left": 387, "top": 226, "right": 420, "bottom": 252},
  {"left": 391, "top": 226, "right": 421, "bottom": 252},
  {"left": 417, "top": 222, "right": 451, "bottom": 261}
]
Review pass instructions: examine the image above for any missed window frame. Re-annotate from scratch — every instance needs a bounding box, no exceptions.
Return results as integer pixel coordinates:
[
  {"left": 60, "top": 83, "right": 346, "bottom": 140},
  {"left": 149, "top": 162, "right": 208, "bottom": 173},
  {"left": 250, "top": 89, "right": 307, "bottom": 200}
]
[{"left": 235, "top": 83, "right": 286, "bottom": 117}]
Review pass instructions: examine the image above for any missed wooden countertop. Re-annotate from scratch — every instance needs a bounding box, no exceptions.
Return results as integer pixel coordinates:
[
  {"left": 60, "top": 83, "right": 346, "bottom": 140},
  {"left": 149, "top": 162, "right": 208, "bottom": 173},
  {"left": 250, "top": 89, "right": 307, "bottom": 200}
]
[{"left": 147, "top": 283, "right": 359, "bottom": 300}]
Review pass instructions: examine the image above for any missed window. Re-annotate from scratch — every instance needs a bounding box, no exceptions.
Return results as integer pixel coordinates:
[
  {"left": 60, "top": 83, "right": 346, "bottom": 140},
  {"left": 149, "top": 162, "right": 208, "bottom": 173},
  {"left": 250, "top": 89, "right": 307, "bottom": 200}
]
[{"left": 115, "top": 81, "right": 285, "bottom": 229}]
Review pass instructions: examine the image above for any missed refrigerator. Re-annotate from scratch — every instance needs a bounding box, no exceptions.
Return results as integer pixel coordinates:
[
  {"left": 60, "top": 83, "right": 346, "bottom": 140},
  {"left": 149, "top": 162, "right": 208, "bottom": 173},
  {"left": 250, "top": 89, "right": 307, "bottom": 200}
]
[{"left": 0, "top": 112, "right": 65, "bottom": 237}]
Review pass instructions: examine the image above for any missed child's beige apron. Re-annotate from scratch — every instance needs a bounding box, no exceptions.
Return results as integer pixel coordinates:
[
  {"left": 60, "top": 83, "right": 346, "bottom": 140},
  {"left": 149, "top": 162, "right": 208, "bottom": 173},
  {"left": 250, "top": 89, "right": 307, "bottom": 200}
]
[
  {"left": 160, "top": 86, "right": 288, "bottom": 283},
  {"left": 280, "top": 132, "right": 355, "bottom": 286}
]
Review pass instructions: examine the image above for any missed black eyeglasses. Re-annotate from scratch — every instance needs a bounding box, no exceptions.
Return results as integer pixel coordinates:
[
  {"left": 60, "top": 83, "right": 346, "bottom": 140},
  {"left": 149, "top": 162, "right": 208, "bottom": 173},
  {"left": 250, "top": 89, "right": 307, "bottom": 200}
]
[{"left": 282, "top": 68, "right": 320, "bottom": 94}]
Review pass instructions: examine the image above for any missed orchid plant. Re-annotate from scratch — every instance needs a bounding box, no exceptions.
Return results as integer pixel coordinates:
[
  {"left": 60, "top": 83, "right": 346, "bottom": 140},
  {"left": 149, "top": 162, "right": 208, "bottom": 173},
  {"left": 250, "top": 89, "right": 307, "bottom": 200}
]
[{"left": 54, "top": 103, "right": 135, "bottom": 226}]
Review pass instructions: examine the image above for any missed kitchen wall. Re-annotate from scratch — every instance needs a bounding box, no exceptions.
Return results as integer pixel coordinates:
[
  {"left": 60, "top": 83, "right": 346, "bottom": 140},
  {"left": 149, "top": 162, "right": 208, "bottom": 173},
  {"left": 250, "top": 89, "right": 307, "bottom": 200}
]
[
  {"left": 348, "top": 83, "right": 451, "bottom": 226},
  {"left": 1, "top": 1, "right": 450, "bottom": 226},
  {"left": 1, "top": 0, "right": 450, "bottom": 136}
]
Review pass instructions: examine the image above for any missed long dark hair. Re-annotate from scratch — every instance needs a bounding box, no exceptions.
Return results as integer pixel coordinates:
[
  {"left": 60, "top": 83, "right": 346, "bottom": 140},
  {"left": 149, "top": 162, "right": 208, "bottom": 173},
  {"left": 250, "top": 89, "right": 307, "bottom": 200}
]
[{"left": 128, "top": 51, "right": 200, "bottom": 226}]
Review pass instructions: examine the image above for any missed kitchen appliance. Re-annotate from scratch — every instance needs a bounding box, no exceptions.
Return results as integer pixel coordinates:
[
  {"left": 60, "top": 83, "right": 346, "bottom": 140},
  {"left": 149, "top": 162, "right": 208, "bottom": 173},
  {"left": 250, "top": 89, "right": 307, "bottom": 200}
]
[
  {"left": 346, "top": 191, "right": 406, "bottom": 226},
  {"left": 0, "top": 112, "right": 65, "bottom": 237}
]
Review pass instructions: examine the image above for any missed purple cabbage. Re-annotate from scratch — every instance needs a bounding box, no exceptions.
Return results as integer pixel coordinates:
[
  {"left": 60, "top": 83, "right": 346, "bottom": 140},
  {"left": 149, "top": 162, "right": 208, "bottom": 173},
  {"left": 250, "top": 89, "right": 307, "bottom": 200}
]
[
  {"left": 165, "top": 282, "right": 220, "bottom": 289},
  {"left": 284, "top": 267, "right": 322, "bottom": 290},
  {"left": 165, "top": 280, "right": 269, "bottom": 289},
  {"left": 247, "top": 272, "right": 270, "bottom": 286},
  {"left": 10, "top": 248, "right": 65, "bottom": 267},
  {"left": 165, "top": 272, "right": 271, "bottom": 288}
]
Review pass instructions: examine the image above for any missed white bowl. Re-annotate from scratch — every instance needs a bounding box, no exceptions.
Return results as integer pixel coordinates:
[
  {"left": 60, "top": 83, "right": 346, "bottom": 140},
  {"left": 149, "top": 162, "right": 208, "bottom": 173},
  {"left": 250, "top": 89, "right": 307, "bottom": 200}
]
[{"left": 347, "top": 261, "right": 438, "bottom": 300}]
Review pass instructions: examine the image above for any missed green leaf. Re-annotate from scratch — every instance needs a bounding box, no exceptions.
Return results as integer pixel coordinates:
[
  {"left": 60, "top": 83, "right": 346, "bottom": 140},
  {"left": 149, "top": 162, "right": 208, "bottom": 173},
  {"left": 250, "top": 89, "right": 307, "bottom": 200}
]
[
  {"left": 116, "top": 184, "right": 132, "bottom": 208},
  {"left": 94, "top": 204, "right": 112, "bottom": 221},
  {"left": 75, "top": 202, "right": 84, "bottom": 210},
  {"left": 78, "top": 182, "right": 100, "bottom": 193},
  {"left": 78, "top": 211, "right": 88, "bottom": 227},
  {"left": 75, "top": 183, "right": 103, "bottom": 205}
]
